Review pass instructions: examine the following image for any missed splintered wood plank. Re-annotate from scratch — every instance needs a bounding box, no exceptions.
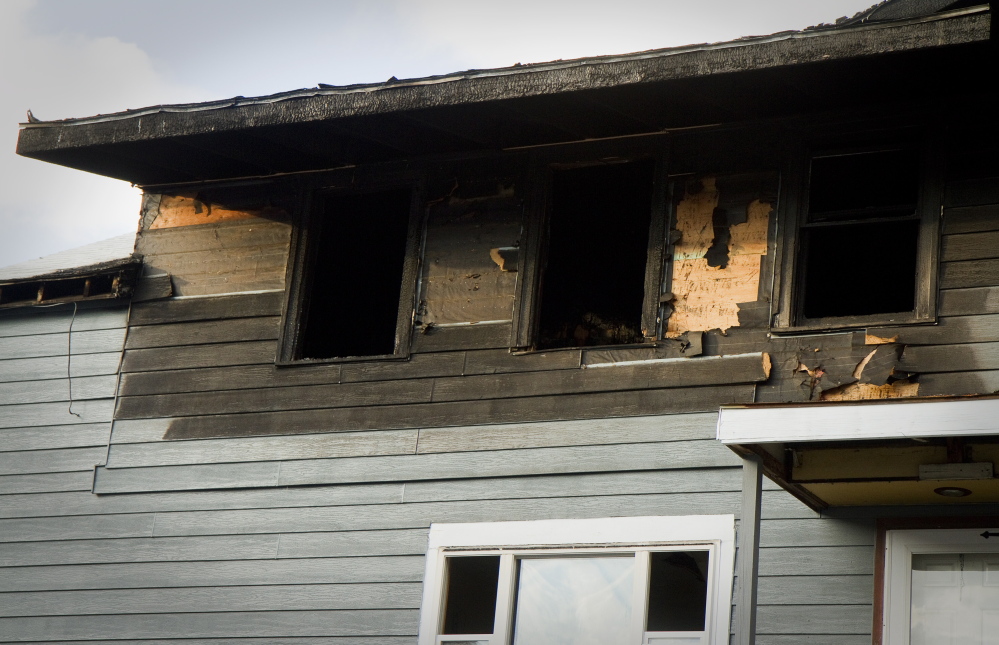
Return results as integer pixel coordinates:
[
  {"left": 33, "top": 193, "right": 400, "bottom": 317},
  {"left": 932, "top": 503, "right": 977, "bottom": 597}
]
[
  {"left": 124, "top": 317, "right": 281, "bottom": 350},
  {"left": 129, "top": 291, "right": 283, "bottom": 325},
  {"left": 155, "top": 383, "right": 755, "bottom": 439},
  {"left": 121, "top": 340, "right": 278, "bottom": 373}
]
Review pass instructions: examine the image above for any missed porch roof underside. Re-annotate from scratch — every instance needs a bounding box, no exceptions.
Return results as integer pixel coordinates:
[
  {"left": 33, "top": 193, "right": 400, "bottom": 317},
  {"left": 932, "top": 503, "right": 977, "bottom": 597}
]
[
  {"left": 719, "top": 396, "right": 999, "bottom": 510},
  {"left": 15, "top": 8, "right": 993, "bottom": 187}
]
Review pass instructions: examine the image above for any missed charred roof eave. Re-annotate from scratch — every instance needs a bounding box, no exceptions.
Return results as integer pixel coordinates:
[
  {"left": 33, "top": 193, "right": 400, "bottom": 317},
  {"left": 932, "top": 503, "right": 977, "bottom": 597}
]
[{"left": 14, "top": 7, "right": 992, "bottom": 187}]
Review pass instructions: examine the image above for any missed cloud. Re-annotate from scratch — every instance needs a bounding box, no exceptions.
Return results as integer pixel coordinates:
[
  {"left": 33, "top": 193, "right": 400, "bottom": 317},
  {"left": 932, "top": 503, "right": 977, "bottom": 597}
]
[{"left": 0, "top": 0, "right": 206, "bottom": 266}]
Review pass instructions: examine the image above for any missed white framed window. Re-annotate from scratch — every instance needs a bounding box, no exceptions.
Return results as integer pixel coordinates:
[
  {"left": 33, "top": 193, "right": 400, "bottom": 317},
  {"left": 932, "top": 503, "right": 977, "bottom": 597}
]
[
  {"left": 883, "top": 528, "right": 999, "bottom": 645},
  {"left": 417, "top": 515, "right": 735, "bottom": 645}
]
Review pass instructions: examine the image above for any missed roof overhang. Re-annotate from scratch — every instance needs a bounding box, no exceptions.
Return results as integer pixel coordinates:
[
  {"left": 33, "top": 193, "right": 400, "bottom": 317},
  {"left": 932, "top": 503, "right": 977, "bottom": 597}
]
[
  {"left": 15, "top": 6, "right": 993, "bottom": 187},
  {"left": 719, "top": 396, "right": 999, "bottom": 510}
]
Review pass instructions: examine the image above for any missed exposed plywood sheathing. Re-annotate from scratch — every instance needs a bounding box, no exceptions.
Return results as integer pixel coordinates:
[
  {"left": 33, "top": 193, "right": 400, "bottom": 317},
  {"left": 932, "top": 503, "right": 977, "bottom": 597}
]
[
  {"left": 819, "top": 379, "right": 919, "bottom": 401},
  {"left": 149, "top": 194, "right": 267, "bottom": 229},
  {"left": 419, "top": 185, "right": 521, "bottom": 326},
  {"left": 667, "top": 176, "right": 771, "bottom": 336}
]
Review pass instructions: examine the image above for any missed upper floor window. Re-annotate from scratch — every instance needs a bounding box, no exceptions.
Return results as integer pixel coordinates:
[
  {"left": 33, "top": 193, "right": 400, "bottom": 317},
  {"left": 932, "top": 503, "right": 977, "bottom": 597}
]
[
  {"left": 280, "top": 185, "right": 421, "bottom": 362},
  {"left": 775, "top": 135, "right": 941, "bottom": 330}
]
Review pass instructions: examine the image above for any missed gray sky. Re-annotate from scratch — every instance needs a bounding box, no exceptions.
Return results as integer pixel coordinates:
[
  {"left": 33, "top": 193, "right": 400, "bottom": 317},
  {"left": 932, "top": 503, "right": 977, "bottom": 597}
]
[{"left": 2, "top": 0, "right": 877, "bottom": 267}]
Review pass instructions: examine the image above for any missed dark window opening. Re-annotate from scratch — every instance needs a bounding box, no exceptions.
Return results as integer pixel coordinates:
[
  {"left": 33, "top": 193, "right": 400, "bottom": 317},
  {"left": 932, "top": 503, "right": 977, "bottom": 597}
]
[
  {"left": 647, "top": 550, "right": 709, "bottom": 632},
  {"left": 442, "top": 555, "right": 501, "bottom": 635},
  {"left": 300, "top": 188, "right": 412, "bottom": 359},
  {"left": 798, "top": 148, "right": 921, "bottom": 320},
  {"left": 807, "top": 149, "right": 919, "bottom": 222},
  {"left": 537, "top": 161, "right": 655, "bottom": 349}
]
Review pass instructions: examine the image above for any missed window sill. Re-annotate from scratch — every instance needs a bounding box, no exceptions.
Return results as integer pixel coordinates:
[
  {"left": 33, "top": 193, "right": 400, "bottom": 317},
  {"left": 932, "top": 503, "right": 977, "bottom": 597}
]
[{"left": 770, "top": 312, "right": 936, "bottom": 335}]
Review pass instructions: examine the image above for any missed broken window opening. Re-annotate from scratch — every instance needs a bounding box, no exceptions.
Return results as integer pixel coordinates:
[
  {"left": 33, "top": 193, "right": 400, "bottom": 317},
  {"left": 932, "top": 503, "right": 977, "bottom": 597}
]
[
  {"left": 299, "top": 188, "right": 413, "bottom": 359},
  {"left": 536, "top": 160, "right": 656, "bottom": 349},
  {"left": 797, "top": 147, "right": 922, "bottom": 321}
]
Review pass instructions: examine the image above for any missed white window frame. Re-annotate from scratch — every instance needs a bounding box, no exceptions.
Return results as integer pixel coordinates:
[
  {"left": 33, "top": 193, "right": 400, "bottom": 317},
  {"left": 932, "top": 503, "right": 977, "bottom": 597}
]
[
  {"left": 417, "top": 515, "right": 736, "bottom": 645},
  {"left": 883, "top": 528, "right": 999, "bottom": 645}
]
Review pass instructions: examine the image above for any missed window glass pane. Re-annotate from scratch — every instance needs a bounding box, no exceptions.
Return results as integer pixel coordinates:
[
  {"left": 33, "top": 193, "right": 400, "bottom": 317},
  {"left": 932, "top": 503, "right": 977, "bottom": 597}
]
[
  {"left": 513, "top": 556, "right": 634, "bottom": 645},
  {"left": 808, "top": 149, "right": 919, "bottom": 221},
  {"left": 800, "top": 219, "right": 918, "bottom": 318},
  {"left": 911, "top": 553, "right": 999, "bottom": 645},
  {"left": 442, "top": 555, "right": 501, "bottom": 635},
  {"left": 647, "top": 550, "right": 709, "bottom": 631}
]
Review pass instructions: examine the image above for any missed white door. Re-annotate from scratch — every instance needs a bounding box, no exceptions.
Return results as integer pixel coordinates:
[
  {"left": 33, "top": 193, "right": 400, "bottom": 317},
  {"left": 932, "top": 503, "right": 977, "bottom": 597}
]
[{"left": 885, "top": 529, "right": 999, "bottom": 645}]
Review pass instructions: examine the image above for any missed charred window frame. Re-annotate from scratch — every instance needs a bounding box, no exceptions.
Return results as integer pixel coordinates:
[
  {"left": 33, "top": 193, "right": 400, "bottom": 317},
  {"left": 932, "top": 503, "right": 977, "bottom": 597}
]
[
  {"left": 774, "top": 131, "right": 942, "bottom": 331},
  {"left": 513, "top": 143, "right": 671, "bottom": 350},
  {"left": 279, "top": 181, "right": 423, "bottom": 363}
]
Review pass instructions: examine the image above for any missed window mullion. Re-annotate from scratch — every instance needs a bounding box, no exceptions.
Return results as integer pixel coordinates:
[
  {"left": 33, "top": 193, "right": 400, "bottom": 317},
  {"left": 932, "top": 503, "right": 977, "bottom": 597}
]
[
  {"left": 631, "top": 550, "right": 651, "bottom": 643},
  {"left": 491, "top": 553, "right": 517, "bottom": 645}
]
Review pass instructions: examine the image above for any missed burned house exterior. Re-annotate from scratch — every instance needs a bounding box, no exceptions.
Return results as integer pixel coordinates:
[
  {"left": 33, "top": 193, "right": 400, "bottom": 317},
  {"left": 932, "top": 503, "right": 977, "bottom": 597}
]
[{"left": 2, "top": 1, "right": 998, "bottom": 643}]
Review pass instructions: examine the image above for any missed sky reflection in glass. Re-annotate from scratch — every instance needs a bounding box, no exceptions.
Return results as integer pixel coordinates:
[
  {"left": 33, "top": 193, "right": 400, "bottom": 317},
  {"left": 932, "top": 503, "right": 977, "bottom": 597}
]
[{"left": 513, "top": 556, "right": 634, "bottom": 645}]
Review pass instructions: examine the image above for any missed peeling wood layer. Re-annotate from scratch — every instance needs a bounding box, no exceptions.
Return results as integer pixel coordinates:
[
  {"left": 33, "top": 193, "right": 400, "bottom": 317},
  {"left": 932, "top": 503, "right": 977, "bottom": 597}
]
[{"left": 667, "top": 174, "right": 774, "bottom": 336}]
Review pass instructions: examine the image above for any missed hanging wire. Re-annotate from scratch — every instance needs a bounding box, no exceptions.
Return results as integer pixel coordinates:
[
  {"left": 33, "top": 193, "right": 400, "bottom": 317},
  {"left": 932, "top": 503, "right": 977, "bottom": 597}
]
[{"left": 67, "top": 301, "right": 82, "bottom": 418}]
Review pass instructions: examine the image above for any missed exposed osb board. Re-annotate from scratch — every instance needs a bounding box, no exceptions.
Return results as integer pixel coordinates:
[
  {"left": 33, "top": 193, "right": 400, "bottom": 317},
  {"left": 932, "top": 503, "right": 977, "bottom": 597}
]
[
  {"left": 419, "top": 183, "right": 521, "bottom": 326},
  {"left": 666, "top": 175, "right": 773, "bottom": 336},
  {"left": 147, "top": 193, "right": 282, "bottom": 229},
  {"left": 804, "top": 479, "right": 999, "bottom": 506},
  {"left": 820, "top": 379, "right": 919, "bottom": 401}
]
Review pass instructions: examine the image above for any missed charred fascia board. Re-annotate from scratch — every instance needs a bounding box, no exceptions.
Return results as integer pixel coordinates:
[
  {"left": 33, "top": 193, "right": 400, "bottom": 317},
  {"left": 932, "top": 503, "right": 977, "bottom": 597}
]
[{"left": 16, "top": 7, "right": 990, "bottom": 161}]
